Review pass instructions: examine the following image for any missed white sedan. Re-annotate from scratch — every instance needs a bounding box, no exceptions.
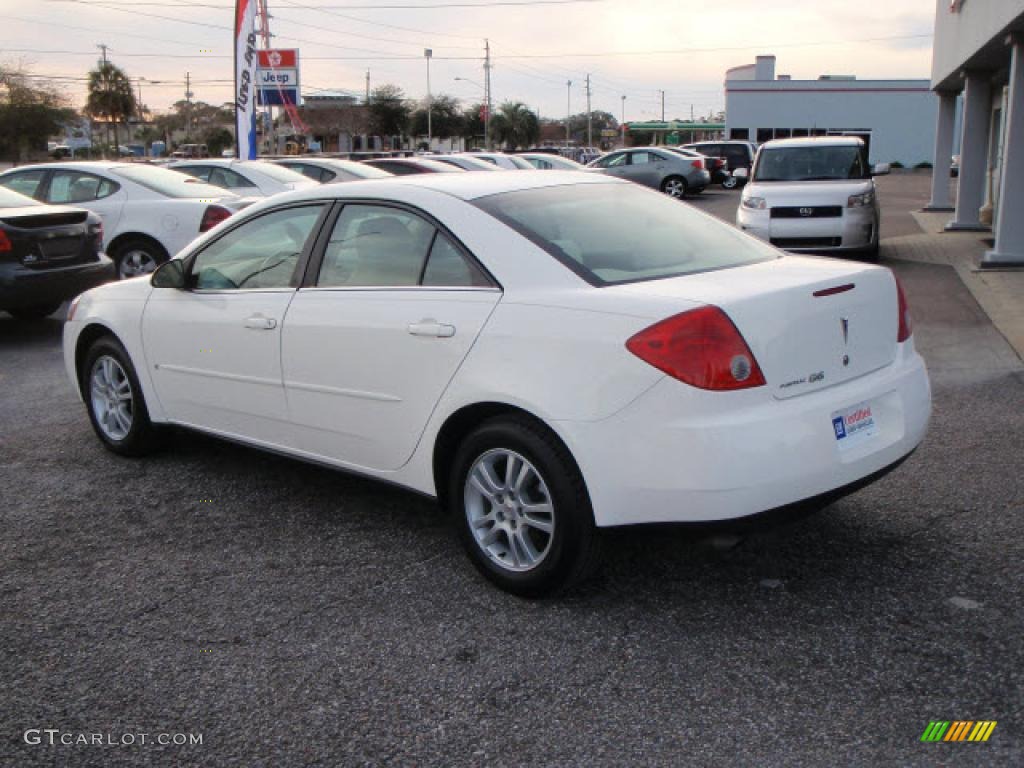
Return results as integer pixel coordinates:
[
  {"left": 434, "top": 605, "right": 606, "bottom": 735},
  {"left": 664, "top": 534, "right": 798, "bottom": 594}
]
[
  {"left": 63, "top": 171, "right": 931, "bottom": 596},
  {"left": 169, "top": 159, "right": 318, "bottom": 197},
  {"left": 0, "top": 162, "right": 251, "bottom": 279}
]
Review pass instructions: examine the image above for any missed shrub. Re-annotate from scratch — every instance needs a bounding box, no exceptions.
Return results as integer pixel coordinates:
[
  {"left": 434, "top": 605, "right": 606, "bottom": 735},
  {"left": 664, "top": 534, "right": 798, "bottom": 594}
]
[{"left": 914, "top": 161, "right": 933, "bottom": 169}]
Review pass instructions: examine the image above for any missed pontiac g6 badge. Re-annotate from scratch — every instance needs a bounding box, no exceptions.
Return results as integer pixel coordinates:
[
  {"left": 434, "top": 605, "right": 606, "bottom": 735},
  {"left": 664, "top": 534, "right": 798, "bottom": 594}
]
[{"left": 799, "top": 207, "right": 813, "bottom": 217}]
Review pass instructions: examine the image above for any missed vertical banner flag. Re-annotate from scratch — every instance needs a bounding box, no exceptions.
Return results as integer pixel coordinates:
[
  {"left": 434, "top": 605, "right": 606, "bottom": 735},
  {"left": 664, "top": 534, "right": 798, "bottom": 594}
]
[{"left": 234, "top": 0, "right": 258, "bottom": 159}]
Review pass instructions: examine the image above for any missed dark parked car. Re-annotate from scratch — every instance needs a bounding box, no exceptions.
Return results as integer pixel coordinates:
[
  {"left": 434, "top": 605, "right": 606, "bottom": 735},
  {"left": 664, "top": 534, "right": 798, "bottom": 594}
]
[
  {"left": 682, "top": 141, "right": 758, "bottom": 188},
  {"left": 361, "top": 158, "right": 466, "bottom": 175},
  {"left": 664, "top": 147, "right": 729, "bottom": 185},
  {"left": 0, "top": 187, "right": 114, "bottom": 320}
]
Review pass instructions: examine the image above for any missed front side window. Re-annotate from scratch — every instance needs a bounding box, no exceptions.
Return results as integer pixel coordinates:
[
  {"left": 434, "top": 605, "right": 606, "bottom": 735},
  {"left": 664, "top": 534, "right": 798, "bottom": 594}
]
[
  {"left": 318, "top": 205, "right": 490, "bottom": 289},
  {"left": 475, "top": 182, "right": 777, "bottom": 286},
  {"left": 191, "top": 205, "right": 325, "bottom": 290},
  {"left": 46, "top": 171, "right": 119, "bottom": 204},
  {"left": 753, "top": 145, "right": 867, "bottom": 182},
  {"left": 595, "top": 152, "right": 626, "bottom": 168},
  {"left": 0, "top": 170, "right": 47, "bottom": 200}
]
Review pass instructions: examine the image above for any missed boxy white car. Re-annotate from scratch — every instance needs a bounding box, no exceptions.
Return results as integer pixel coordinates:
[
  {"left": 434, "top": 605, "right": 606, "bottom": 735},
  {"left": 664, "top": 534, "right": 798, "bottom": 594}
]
[
  {"left": 63, "top": 171, "right": 930, "bottom": 596},
  {"left": 736, "top": 137, "right": 889, "bottom": 259},
  {"left": 0, "top": 162, "right": 252, "bottom": 278}
]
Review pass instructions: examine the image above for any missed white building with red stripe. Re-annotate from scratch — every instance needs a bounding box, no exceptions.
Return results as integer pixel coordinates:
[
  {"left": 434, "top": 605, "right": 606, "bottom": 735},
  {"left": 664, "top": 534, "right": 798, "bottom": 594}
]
[{"left": 724, "top": 55, "right": 936, "bottom": 167}]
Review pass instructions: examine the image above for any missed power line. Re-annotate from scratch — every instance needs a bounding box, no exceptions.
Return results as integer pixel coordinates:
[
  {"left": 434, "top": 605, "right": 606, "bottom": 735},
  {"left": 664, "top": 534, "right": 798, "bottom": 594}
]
[{"left": 44, "top": 0, "right": 607, "bottom": 7}]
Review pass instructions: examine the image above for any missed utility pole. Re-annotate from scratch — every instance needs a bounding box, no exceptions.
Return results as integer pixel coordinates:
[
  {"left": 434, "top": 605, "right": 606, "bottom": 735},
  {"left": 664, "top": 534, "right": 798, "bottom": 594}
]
[
  {"left": 565, "top": 80, "right": 571, "bottom": 147},
  {"left": 425, "top": 48, "right": 432, "bottom": 150},
  {"left": 484, "top": 39, "right": 492, "bottom": 150},
  {"left": 184, "top": 72, "right": 192, "bottom": 141},
  {"left": 659, "top": 90, "right": 665, "bottom": 122},
  {"left": 585, "top": 73, "right": 592, "bottom": 149},
  {"left": 365, "top": 70, "right": 370, "bottom": 103},
  {"left": 691, "top": 103, "right": 694, "bottom": 122},
  {"left": 97, "top": 43, "right": 108, "bottom": 65}
]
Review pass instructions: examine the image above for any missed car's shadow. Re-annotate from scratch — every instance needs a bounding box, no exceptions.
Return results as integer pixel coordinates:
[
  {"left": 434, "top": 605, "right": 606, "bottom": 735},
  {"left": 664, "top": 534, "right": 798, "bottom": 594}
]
[{"left": 0, "top": 313, "right": 66, "bottom": 347}]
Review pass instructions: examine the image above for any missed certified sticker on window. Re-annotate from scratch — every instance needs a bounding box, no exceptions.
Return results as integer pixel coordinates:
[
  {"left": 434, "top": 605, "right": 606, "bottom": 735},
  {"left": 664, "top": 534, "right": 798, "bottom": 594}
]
[{"left": 831, "top": 401, "right": 878, "bottom": 451}]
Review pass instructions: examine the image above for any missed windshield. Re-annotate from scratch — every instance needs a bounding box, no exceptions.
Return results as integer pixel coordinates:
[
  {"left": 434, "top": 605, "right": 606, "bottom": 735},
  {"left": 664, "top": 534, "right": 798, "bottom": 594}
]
[
  {"left": 0, "top": 187, "right": 38, "bottom": 208},
  {"left": 475, "top": 182, "right": 777, "bottom": 286},
  {"left": 754, "top": 145, "right": 867, "bottom": 182},
  {"left": 238, "top": 161, "right": 310, "bottom": 183},
  {"left": 111, "top": 165, "right": 230, "bottom": 198}
]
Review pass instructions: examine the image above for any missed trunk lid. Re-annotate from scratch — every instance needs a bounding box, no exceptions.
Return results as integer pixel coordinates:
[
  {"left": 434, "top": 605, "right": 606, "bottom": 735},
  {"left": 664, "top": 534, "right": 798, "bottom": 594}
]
[
  {"left": 610, "top": 255, "right": 899, "bottom": 398},
  {"left": 0, "top": 205, "right": 96, "bottom": 268}
]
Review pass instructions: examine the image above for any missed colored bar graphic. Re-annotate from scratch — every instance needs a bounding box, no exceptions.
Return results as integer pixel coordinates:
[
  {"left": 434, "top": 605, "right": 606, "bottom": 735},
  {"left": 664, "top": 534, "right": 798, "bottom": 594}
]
[{"left": 921, "top": 720, "right": 996, "bottom": 742}]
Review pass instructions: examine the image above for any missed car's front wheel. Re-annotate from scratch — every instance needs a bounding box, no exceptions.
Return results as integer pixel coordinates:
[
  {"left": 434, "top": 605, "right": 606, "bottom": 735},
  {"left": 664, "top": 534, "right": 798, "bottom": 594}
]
[
  {"left": 82, "top": 336, "right": 162, "bottom": 456},
  {"left": 450, "top": 416, "right": 601, "bottom": 597},
  {"left": 722, "top": 176, "right": 739, "bottom": 189},
  {"left": 661, "top": 175, "right": 687, "bottom": 199}
]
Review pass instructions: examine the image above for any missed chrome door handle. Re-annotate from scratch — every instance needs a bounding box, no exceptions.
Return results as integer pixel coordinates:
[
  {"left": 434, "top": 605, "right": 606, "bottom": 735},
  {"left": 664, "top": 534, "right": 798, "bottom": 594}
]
[
  {"left": 407, "top": 320, "right": 455, "bottom": 338},
  {"left": 244, "top": 315, "right": 277, "bottom": 330}
]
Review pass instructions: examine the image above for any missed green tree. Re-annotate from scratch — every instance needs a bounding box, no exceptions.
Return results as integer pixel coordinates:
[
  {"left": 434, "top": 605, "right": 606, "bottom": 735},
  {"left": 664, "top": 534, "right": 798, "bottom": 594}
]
[
  {"left": 567, "top": 110, "right": 617, "bottom": 146},
  {"left": 368, "top": 84, "right": 411, "bottom": 143},
  {"left": 460, "top": 102, "right": 486, "bottom": 146},
  {"left": 489, "top": 101, "right": 539, "bottom": 150},
  {"left": 86, "top": 61, "right": 137, "bottom": 156},
  {"left": 0, "top": 65, "right": 74, "bottom": 163},
  {"left": 410, "top": 94, "right": 464, "bottom": 140},
  {"left": 203, "top": 127, "right": 234, "bottom": 156}
]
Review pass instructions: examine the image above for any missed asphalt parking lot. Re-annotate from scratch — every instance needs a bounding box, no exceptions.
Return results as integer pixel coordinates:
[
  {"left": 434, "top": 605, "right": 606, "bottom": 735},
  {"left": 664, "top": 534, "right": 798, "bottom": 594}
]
[{"left": 2, "top": 172, "right": 1022, "bottom": 767}]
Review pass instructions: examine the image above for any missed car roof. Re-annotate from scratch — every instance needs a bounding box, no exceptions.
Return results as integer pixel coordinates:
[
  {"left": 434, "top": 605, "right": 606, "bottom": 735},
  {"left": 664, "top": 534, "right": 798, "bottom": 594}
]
[
  {"left": 762, "top": 136, "right": 864, "bottom": 148},
  {"left": 272, "top": 169, "right": 620, "bottom": 203},
  {"left": 0, "top": 161, "right": 140, "bottom": 174}
]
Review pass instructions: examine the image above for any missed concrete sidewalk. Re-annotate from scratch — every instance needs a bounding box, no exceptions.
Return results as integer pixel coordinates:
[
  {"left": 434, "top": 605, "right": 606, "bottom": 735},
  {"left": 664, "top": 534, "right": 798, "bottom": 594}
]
[{"left": 882, "top": 209, "right": 1024, "bottom": 361}]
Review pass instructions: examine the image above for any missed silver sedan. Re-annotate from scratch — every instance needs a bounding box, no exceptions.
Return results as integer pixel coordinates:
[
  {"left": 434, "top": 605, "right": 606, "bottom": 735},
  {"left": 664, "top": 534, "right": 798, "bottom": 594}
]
[{"left": 587, "top": 147, "right": 711, "bottom": 198}]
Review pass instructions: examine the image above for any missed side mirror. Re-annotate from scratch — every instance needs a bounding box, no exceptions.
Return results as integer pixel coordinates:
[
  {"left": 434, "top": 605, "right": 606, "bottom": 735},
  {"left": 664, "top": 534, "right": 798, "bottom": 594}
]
[
  {"left": 151, "top": 259, "right": 186, "bottom": 289},
  {"left": 732, "top": 167, "right": 749, "bottom": 180},
  {"left": 872, "top": 163, "right": 891, "bottom": 176}
]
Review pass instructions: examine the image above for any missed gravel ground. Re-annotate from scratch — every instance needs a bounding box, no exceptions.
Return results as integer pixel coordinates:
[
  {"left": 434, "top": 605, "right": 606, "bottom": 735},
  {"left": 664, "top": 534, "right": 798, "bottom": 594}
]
[{"left": 1, "top": 173, "right": 1021, "bottom": 767}]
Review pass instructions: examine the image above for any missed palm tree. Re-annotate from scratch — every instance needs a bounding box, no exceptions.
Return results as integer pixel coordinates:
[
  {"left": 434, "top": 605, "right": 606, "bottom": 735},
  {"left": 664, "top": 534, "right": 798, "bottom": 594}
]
[
  {"left": 86, "top": 62, "right": 137, "bottom": 157},
  {"left": 489, "top": 102, "right": 539, "bottom": 150}
]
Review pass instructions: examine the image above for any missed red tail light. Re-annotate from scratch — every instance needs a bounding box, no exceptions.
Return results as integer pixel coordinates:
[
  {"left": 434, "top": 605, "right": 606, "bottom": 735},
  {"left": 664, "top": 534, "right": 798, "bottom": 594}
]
[
  {"left": 895, "top": 275, "right": 912, "bottom": 342},
  {"left": 0, "top": 230, "right": 11, "bottom": 252},
  {"left": 199, "top": 205, "right": 232, "bottom": 232},
  {"left": 89, "top": 221, "right": 104, "bottom": 250},
  {"left": 691, "top": 159, "right": 704, "bottom": 170},
  {"left": 626, "top": 306, "right": 766, "bottom": 391}
]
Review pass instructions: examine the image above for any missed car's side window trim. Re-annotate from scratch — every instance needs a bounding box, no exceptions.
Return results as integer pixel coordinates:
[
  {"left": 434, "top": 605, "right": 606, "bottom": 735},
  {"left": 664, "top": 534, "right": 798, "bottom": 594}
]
[
  {"left": 183, "top": 200, "right": 335, "bottom": 293},
  {"left": 299, "top": 198, "right": 501, "bottom": 292}
]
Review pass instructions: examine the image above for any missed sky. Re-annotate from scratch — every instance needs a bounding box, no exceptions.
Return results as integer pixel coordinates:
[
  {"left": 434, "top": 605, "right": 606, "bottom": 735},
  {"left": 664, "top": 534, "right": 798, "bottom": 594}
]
[{"left": 1, "top": 0, "right": 939, "bottom": 123}]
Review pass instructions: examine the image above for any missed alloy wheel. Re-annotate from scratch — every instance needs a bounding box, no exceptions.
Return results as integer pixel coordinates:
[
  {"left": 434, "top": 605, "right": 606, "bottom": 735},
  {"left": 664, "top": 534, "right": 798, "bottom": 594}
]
[
  {"left": 90, "top": 355, "right": 133, "bottom": 441},
  {"left": 464, "top": 448, "right": 555, "bottom": 573},
  {"left": 663, "top": 178, "right": 685, "bottom": 198},
  {"left": 119, "top": 249, "right": 158, "bottom": 278}
]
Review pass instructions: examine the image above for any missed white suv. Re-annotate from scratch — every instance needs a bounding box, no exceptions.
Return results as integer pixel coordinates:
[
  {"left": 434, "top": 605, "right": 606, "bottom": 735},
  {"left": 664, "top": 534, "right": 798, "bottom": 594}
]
[{"left": 736, "top": 137, "right": 888, "bottom": 260}]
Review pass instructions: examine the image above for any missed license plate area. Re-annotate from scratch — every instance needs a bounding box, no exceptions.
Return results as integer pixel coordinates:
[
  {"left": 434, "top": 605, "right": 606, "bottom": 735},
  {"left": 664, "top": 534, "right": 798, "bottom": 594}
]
[{"left": 831, "top": 400, "right": 878, "bottom": 452}]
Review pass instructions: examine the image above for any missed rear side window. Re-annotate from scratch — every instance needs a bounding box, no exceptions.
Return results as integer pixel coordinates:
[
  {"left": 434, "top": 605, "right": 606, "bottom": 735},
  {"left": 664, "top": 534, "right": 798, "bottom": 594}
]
[
  {"left": 47, "top": 171, "right": 119, "bottom": 204},
  {"left": 475, "top": 182, "right": 777, "bottom": 286},
  {"left": 318, "top": 205, "right": 491, "bottom": 288},
  {"left": 208, "top": 167, "right": 254, "bottom": 189}
]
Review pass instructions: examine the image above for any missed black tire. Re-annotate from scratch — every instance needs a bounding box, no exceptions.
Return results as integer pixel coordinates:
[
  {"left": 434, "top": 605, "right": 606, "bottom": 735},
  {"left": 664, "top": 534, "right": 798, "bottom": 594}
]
[
  {"left": 449, "top": 416, "right": 602, "bottom": 597},
  {"left": 8, "top": 302, "right": 62, "bottom": 320},
  {"left": 722, "top": 176, "right": 739, "bottom": 190},
  {"left": 81, "top": 336, "right": 163, "bottom": 456},
  {"left": 660, "top": 175, "right": 687, "bottom": 199},
  {"left": 861, "top": 242, "right": 880, "bottom": 262},
  {"left": 110, "top": 237, "right": 168, "bottom": 280}
]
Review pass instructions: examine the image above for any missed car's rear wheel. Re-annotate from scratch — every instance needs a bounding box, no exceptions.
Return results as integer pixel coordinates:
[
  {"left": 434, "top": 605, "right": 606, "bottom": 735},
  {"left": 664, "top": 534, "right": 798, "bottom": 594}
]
[
  {"left": 82, "top": 336, "right": 162, "bottom": 456},
  {"left": 722, "top": 176, "right": 739, "bottom": 189},
  {"left": 661, "top": 175, "right": 687, "bottom": 199},
  {"left": 450, "top": 416, "right": 601, "bottom": 597},
  {"left": 111, "top": 237, "right": 167, "bottom": 280},
  {"left": 7, "top": 302, "right": 62, "bottom": 320}
]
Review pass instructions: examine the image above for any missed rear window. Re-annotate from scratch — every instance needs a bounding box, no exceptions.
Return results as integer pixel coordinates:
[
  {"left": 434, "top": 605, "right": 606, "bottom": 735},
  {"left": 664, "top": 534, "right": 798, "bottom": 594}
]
[
  {"left": 475, "top": 182, "right": 777, "bottom": 286},
  {"left": 111, "top": 165, "right": 229, "bottom": 198}
]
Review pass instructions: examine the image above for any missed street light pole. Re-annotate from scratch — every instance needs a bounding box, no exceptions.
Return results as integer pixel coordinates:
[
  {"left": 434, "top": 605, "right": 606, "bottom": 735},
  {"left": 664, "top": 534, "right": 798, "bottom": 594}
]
[
  {"left": 424, "top": 48, "right": 432, "bottom": 150},
  {"left": 621, "top": 95, "right": 626, "bottom": 147},
  {"left": 565, "top": 80, "right": 571, "bottom": 147},
  {"left": 484, "top": 39, "right": 492, "bottom": 150}
]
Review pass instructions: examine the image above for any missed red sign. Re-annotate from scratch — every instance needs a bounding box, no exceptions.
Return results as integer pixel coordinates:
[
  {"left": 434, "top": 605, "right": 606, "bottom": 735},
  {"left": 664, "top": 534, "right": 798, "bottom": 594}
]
[{"left": 257, "top": 49, "right": 297, "bottom": 68}]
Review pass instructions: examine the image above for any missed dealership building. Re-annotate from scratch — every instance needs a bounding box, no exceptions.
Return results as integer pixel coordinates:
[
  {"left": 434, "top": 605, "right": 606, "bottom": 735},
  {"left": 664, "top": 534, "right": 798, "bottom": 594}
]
[
  {"left": 927, "top": 0, "right": 1024, "bottom": 266},
  {"left": 724, "top": 55, "right": 936, "bottom": 166}
]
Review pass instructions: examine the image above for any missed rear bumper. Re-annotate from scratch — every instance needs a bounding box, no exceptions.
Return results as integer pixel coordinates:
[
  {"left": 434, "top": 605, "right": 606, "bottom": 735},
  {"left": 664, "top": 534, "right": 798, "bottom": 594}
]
[
  {"left": 737, "top": 206, "right": 877, "bottom": 251},
  {"left": 557, "top": 343, "right": 931, "bottom": 527},
  {"left": 0, "top": 255, "right": 115, "bottom": 310}
]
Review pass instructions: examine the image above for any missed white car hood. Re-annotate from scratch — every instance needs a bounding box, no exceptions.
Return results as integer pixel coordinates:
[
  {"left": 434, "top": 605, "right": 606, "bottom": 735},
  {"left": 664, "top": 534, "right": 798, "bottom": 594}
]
[{"left": 746, "top": 179, "right": 873, "bottom": 207}]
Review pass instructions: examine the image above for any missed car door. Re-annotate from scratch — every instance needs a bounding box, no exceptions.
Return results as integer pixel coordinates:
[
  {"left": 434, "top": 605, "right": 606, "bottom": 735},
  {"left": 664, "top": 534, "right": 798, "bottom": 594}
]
[
  {"left": 43, "top": 169, "right": 126, "bottom": 236},
  {"left": 142, "top": 202, "right": 329, "bottom": 446},
  {"left": 282, "top": 202, "right": 501, "bottom": 471}
]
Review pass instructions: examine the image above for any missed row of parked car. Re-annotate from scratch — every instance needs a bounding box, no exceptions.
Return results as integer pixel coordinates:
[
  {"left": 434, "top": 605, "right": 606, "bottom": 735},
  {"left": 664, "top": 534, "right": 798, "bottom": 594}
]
[{"left": 0, "top": 140, "right": 769, "bottom": 321}]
